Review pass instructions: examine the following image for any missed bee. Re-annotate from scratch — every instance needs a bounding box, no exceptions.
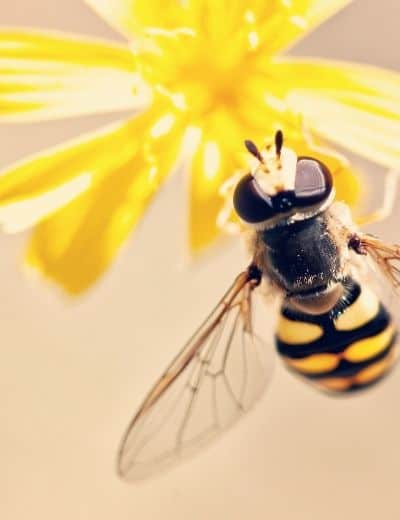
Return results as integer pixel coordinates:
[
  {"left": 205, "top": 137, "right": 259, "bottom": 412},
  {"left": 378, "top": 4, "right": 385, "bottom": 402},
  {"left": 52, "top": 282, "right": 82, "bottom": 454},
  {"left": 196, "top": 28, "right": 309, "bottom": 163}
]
[{"left": 117, "top": 131, "right": 400, "bottom": 481}]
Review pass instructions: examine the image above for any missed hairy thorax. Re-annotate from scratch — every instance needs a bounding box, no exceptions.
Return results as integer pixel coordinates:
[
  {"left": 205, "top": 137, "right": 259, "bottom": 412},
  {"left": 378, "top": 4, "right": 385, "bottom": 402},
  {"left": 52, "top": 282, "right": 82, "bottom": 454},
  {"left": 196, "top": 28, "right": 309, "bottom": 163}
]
[{"left": 249, "top": 204, "right": 353, "bottom": 313}]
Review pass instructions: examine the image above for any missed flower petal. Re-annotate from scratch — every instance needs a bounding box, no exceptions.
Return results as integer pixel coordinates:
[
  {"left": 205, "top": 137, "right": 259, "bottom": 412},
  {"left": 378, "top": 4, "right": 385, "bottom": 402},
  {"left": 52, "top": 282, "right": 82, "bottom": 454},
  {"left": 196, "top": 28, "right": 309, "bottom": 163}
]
[
  {"left": 84, "top": 0, "right": 188, "bottom": 40},
  {"left": 0, "top": 29, "right": 150, "bottom": 121},
  {"left": 85, "top": 0, "right": 353, "bottom": 53},
  {"left": 251, "top": 0, "right": 354, "bottom": 55},
  {"left": 188, "top": 109, "right": 251, "bottom": 252},
  {"left": 0, "top": 118, "right": 143, "bottom": 206},
  {"left": 268, "top": 58, "right": 400, "bottom": 167},
  {"left": 24, "top": 104, "right": 186, "bottom": 293}
]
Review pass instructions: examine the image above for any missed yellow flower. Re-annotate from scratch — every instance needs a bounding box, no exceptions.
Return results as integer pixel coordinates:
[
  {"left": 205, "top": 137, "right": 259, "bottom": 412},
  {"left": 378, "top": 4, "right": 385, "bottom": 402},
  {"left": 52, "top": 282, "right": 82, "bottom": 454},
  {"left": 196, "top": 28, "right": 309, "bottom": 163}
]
[{"left": 0, "top": 0, "right": 399, "bottom": 293}]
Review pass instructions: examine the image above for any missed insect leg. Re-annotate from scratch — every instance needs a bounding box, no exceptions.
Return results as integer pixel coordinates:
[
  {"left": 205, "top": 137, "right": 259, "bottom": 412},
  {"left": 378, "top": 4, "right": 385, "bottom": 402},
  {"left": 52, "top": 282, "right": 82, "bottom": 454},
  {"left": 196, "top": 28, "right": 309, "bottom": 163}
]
[{"left": 356, "top": 169, "right": 400, "bottom": 227}]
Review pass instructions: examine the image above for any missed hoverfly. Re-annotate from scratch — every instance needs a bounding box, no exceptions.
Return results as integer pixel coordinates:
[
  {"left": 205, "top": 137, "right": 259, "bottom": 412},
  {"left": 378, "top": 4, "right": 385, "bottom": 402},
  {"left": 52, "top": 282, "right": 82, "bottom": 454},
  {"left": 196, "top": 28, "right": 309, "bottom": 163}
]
[{"left": 117, "top": 131, "right": 400, "bottom": 481}]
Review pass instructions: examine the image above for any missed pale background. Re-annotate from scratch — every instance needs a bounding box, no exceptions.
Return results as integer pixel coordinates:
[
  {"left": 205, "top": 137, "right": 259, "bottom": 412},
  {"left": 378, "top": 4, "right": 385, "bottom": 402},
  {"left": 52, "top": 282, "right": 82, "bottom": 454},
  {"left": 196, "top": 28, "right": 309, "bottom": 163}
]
[{"left": 1, "top": 1, "right": 400, "bottom": 519}]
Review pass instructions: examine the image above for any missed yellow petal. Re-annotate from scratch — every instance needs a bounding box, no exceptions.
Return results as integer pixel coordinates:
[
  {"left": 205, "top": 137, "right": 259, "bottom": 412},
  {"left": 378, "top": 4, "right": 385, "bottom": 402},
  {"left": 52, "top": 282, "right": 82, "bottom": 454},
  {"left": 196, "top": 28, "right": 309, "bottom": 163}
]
[
  {"left": 269, "top": 58, "right": 400, "bottom": 168},
  {"left": 83, "top": 0, "right": 188, "bottom": 40},
  {"left": 25, "top": 104, "right": 185, "bottom": 294},
  {"left": 0, "top": 118, "right": 143, "bottom": 206},
  {"left": 188, "top": 109, "right": 248, "bottom": 252},
  {"left": 85, "top": 0, "right": 353, "bottom": 55},
  {"left": 251, "top": 0, "right": 354, "bottom": 56},
  {"left": 0, "top": 29, "right": 149, "bottom": 121}
]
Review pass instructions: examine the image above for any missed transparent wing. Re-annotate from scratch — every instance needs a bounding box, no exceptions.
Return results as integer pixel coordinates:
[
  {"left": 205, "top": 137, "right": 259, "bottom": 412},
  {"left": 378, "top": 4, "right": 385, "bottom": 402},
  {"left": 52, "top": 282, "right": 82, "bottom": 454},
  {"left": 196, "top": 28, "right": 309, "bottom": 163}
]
[
  {"left": 331, "top": 204, "right": 400, "bottom": 294},
  {"left": 358, "top": 234, "right": 400, "bottom": 292},
  {"left": 117, "top": 267, "right": 274, "bottom": 481}
]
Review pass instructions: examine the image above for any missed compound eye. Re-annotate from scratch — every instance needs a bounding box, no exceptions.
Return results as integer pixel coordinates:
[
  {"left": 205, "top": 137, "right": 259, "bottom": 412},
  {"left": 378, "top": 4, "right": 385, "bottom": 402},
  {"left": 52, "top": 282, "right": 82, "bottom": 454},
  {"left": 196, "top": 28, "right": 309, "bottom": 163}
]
[
  {"left": 233, "top": 174, "right": 275, "bottom": 223},
  {"left": 295, "top": 157, "right": 333, "bottom": 206}
]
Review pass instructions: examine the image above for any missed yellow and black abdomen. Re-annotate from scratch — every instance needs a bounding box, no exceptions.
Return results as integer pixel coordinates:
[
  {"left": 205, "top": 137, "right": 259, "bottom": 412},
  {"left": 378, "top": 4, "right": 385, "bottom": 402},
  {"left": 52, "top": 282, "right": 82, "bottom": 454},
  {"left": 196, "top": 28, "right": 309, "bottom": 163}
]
[{"left": 275, "top": 278, "right": 398, "bottom": 393}]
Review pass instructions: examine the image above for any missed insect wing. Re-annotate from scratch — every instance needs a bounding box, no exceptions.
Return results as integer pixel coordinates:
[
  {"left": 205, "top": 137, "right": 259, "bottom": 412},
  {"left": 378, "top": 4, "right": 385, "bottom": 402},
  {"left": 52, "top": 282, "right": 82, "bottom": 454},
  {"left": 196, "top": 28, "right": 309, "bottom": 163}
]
[
  {"left": 359, "top": 234, "right": 400, "bottom": 292},
  {"left": 117, "top": 270, "right": 274, "bottom": 481}
]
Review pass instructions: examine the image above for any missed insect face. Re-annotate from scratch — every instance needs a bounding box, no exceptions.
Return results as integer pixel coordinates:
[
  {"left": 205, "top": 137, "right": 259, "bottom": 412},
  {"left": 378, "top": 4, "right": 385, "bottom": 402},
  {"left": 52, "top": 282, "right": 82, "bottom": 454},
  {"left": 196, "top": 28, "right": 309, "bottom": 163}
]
[{"left": 234, "top": 134, "right": 333, "bottom": 226}]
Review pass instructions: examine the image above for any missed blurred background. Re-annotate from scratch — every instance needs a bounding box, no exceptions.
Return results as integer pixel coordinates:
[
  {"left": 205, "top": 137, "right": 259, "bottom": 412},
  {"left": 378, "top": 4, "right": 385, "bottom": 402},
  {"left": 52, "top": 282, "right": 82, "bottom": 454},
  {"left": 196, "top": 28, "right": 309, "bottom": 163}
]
[{"left": 1, "top": 1, "right": 400, "bottom": 519}]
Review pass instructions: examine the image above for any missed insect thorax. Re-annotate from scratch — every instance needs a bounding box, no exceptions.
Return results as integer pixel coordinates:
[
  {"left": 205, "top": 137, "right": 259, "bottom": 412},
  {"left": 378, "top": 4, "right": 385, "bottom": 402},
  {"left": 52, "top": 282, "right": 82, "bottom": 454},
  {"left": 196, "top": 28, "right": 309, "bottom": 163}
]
[{"left": 255, "top": 209, "right": 344, "bottom": 297}]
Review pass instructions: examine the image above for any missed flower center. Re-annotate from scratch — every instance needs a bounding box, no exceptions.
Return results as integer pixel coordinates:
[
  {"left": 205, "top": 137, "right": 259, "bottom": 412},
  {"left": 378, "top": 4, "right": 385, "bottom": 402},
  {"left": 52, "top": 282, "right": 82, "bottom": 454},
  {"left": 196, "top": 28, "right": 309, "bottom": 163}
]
[{"left": 134, "top": 26, "right": 257, "bottom": 117}]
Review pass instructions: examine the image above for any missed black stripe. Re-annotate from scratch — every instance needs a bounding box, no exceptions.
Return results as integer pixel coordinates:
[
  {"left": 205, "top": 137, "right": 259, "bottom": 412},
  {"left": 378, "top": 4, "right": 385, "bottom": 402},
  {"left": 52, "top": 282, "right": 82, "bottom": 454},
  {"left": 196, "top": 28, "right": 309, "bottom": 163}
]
[
  {"left": 276, "top": 303, "right": 391, "bottom": 359},
  {"left": 302, "top": 334, "right": 397, "bottom": 380},
  {"left": 281, "top": 277, "right": 360, "bottom": 326}
]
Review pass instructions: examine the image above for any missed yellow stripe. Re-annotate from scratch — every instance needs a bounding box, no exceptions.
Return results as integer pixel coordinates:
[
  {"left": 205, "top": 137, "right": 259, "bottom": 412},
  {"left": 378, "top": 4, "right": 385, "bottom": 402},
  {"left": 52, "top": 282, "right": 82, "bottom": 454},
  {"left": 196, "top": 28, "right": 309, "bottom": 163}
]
[
  {"left": 277, "top": 315, "right": 323, "bottom": 344},
  {"left": 284, "top": 353, "right": 339, "bottom": 374},
  {"left": 334, "top": 286, "right": 379, "bottom": 331},
  {"left": 354, "top": 347, "right": 397, "bottom": 385},
  {"left": 343, "top": 325, "right": 395, "bottom": 363}
]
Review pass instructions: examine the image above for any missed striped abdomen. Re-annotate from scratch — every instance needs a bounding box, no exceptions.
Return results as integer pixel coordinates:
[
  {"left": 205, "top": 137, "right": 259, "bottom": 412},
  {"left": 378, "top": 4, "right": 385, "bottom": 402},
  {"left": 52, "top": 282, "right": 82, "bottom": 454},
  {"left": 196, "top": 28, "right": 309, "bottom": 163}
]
[{"left": 275, "top": 279, "right": 397, "bottom": 393}]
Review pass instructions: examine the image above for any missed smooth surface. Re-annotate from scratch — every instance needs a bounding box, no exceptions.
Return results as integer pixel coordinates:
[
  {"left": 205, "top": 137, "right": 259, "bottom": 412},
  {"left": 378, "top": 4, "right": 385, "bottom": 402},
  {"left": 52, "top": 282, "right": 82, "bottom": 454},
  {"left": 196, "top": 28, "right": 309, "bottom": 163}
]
[{"left": 1, "top": 1, "right": 400, "bottom": 519}]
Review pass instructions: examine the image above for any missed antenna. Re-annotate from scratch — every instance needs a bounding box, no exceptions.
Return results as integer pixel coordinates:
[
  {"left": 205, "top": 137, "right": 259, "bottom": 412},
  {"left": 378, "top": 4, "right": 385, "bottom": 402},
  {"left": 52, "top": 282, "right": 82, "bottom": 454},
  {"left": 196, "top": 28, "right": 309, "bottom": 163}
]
[
  {"left": 244, "top": 139, "right": 264, "bottom": 163},
  {"left": 275, "top": 130, "right": 283, "bottom": 158}
]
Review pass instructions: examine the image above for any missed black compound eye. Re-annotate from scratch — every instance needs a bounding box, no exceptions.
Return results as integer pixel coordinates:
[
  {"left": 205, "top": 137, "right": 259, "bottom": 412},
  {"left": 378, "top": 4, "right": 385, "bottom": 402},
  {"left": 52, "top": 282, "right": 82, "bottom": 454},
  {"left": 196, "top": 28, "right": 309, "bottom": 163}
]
[
  {"left": 233, "top": 174, "right": 275, "bottom": 223},
  {"left": 295, "top": 157, "right": 333, "bottom": 206}
]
